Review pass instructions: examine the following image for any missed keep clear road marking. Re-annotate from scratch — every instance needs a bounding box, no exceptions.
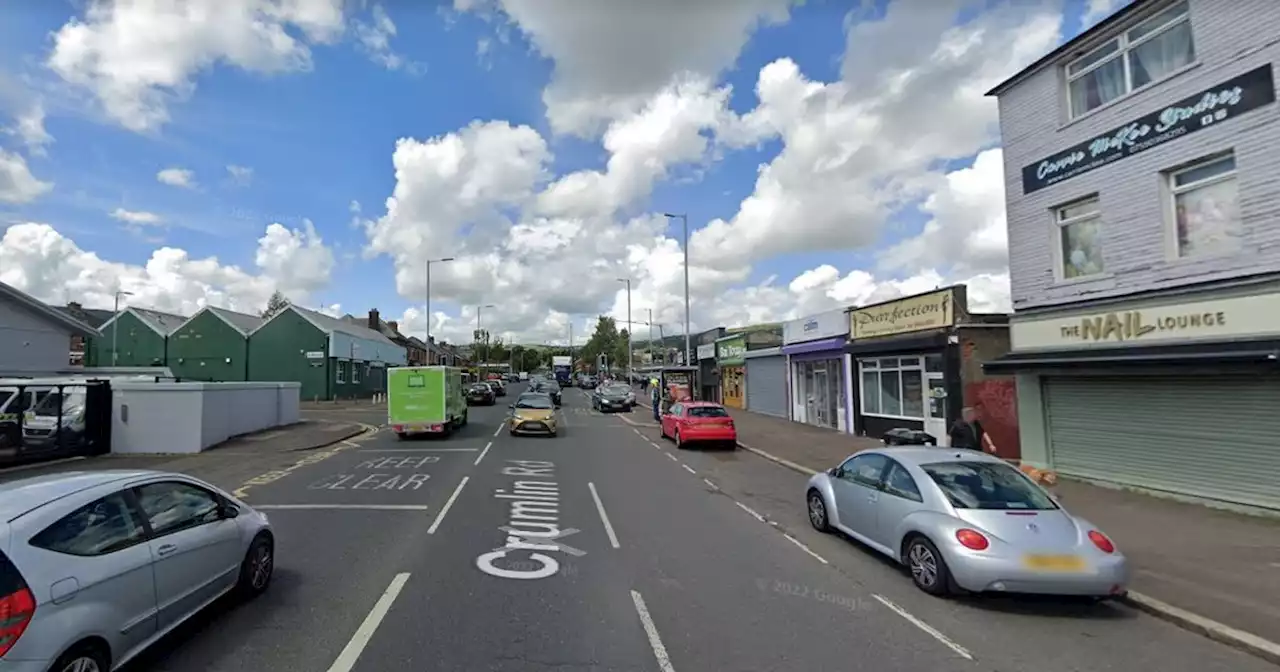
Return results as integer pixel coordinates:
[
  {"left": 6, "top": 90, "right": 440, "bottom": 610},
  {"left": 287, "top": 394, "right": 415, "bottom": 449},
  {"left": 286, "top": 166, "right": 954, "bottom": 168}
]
[
  {"left": 255, "top": 504, "right": 431, "bottom": 511},
  {"left": 326, "top": 572, "right": 411, "bottom": 672},
  {"left": 428, "top": 476, "right": 469, "bottom": 534},
  {"left": 587, "top": 482, "right": 621, "bottom": 549},
  {"left": 871, "top": 594, "right": 973, "bottom": 660},
  {"left": 631, "top": 590, "right": 676, "bottom": 672},
  {"left": 474, "top": 441, "right": 493, "bottom": 466}
]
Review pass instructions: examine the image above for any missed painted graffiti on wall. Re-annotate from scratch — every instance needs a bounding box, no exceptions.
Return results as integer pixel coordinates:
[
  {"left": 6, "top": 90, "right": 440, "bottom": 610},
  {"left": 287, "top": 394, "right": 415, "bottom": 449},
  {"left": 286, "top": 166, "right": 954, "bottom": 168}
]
[{"left": 964, "top": 379, "right": 1020, "bottom": 461}]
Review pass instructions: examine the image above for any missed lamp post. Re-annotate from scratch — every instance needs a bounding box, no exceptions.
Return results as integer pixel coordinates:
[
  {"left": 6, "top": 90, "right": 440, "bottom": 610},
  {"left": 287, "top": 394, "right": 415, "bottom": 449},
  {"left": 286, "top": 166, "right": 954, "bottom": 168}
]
[
  {"left": 476, "top": 303, "right": 495, "bottom": 372},
  {"left": 617, "top": 278, "right": 632, "bottom": 379},
  {"left": 646, "top": 308, "right": 654, "bottom": 366},
  {"left": 425, "top": 257, "right": 454, "bottom": 364},
  {"left": 111, "top": 289, "right": 133, "bottom": 366},
  {"left": 663, "top": 212, "right": 692, "bottom": 367}
]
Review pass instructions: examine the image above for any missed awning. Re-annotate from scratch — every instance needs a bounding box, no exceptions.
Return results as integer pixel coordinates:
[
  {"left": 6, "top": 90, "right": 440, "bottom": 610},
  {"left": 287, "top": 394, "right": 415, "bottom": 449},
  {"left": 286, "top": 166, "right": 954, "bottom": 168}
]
[{"left": 984, "top": 339, "right": 1280, "bottom": 374}]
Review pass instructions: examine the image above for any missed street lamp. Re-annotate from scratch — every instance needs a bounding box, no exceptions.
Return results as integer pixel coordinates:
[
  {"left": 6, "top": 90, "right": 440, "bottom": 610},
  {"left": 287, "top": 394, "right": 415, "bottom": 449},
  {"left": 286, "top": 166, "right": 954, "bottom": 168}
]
[
  {"left": 111, "top": 290, "right": 133, "bottom": 366},
  {"left": 663, "top": 212, "right": 692, "bottom": 366},
  {"left": 425, "top": 257, "right": 455, "bottom": 364},
  {"left": 476, "top": 303, "right": 495, "bottom": 370},
  {"left": 646, "top": 308, "right": 654, "bottom": 366},
  {"left": 617, "top": 278, "right": 632, "bottom": 379}
]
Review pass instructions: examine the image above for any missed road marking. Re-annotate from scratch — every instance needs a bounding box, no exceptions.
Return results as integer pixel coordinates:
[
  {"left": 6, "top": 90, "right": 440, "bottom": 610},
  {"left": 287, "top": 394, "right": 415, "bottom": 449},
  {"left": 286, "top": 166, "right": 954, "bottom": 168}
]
[
  {"left": 681, "top": 464, "right": 696, "bottom": 475},
  {"left": 782, "top": 533, "right": 829, "bottom": 564},
  {"left": 630, "top": 590, "right": 676, "bottom": 672},
  {"left": 428, "top": 476, "right": 469, "bottom": 534},
  {"left": 871, "top": 594, "right": 972, "bottom": 660},
  {"left": 702, "top": 478, "right": 719, "bottom": 490},
  {"left": 633, "top": 428, "right": 644, "bottom": 437},
  {"left": 326, "top": 572, "right": 411, "bottom": 672},
  {"left": 665, "top": 453, "right": 678, "bottom": 462},
  {"left": 734, "top": 501, "right": 766, "bottom": 523},
  {"left": 358, "top": 448, "right": 479, "bottom": 452},
  {"left": 494, "top": 423, "right": 504, "bottom": 437},
  {"left": 233, "top": 423, "right": 378, "bottom": 499},
  {"left": 254, "top": 504, "right": 431, "bottom": 511},
  {"left": 474, "top": 441, "right": 493, "bottom": 466},
  {"left": 588, "top": 482, "right": 621, "bottom": 549}
]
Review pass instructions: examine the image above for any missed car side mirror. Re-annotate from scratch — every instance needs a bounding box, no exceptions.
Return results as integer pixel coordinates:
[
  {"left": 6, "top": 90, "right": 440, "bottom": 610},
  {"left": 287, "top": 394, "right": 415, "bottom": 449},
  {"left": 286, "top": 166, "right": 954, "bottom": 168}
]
[
  {"left": 829, "top": 467, "right": 842, "bottom": 478},
  {"left": 221, "top": 504, "right": 240, "bottom": 519}
]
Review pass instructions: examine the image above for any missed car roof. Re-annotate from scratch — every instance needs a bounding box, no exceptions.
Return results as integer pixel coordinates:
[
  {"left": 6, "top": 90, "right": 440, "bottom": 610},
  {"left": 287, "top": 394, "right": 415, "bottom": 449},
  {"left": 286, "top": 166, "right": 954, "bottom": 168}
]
[
  {"left": 0, "top": 469, "right": 166, "bottom": 521},
  {"left": 862, "top": 447, "right": 1008, "bottom": 467}
]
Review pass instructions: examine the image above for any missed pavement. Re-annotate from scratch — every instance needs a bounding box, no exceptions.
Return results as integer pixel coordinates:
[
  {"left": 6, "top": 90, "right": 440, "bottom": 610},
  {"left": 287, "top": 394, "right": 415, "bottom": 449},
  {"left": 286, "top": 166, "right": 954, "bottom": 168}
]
[
  {"left": 632, "top": 395, "right": 1280, "bottom": 664},
  {"left": 0, "top": 382, "right": 1252, "bottom": 672}
]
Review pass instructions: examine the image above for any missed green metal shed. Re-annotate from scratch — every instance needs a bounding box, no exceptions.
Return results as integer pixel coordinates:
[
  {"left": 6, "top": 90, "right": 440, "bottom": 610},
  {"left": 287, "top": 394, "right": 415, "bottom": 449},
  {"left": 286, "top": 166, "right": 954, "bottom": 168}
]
[
  {"left": 169, "top": 306, "right": 264, "bottom": 381},
  {"left": 92, "top": 307, "right": 188, "bottom": 368}
]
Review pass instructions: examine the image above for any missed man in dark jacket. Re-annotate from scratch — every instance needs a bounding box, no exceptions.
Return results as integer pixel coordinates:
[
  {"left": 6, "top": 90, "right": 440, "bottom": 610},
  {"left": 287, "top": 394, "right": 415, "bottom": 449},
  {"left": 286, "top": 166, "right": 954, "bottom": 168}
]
[{"left": 949, "top": 406, "right": 997, "bottom": 454}]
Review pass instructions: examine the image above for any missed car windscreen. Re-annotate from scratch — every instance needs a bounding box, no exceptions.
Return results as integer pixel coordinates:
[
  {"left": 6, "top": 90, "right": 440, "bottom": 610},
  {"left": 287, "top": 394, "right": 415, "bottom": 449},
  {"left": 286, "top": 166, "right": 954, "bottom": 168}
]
[
  {"left": 515, "top": 396, "right": 554, "bottom": 410},
  {"left": 32, "top": 390, "right": 86, "bottom": 417},
  {"left": 687, "top": 406, "right": 728, "bottom": 418},
  {"left": 920, "top": 461, "right": 1058, "bottom": 511},
  {"left": 603, "top": 386, "right": 630, "bottom": 395}
]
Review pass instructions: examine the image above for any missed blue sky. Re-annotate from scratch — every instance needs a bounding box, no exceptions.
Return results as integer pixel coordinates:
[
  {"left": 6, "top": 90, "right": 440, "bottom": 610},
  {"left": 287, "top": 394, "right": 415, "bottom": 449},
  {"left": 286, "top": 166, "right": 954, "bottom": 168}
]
[{"left": 0, "top": 0, "right": 1118, "bottom": 344}]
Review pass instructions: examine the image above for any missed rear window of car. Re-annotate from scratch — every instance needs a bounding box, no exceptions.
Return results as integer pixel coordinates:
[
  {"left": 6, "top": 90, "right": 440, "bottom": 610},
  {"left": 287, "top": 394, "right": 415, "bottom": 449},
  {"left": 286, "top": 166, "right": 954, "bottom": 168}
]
[
  {"left": 920, "top": 461, "right": 1057, "bottom": 511},
  {"left": 31, "top": 492, "right": 146, "bottom": 556},
  {"left": 687, "top": 406, "right": 728, "bottom": 418}
]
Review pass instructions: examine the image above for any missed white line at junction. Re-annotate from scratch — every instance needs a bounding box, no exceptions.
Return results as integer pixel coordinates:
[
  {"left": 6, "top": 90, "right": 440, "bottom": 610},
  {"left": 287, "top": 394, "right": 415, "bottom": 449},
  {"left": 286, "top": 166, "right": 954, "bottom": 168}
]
[
  {"left": 428, "top": 476, "right": 469, "bottom": 534},
  {"left": 474, "top": 441, "right": 493, "bottom": 466}
]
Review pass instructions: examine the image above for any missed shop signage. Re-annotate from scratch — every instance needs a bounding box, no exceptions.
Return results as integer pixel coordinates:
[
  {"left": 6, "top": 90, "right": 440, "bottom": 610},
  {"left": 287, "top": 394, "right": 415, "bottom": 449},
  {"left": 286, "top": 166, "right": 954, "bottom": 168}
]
[
  {"left": 783, "top": 308, "right": 850, "bottom": 344},
  {"left": 850, "top": 288, "right": 955, "bottom": 339},
  {"left": 1022, "top": 65, "right": 1276, "bottom": 194},
  {"left": 717, "top": 335, "right": 747, "bottom": 366},
  {"left": 696, "top": 343, "right": 716, "bottom": 360},
  {"left": 1010, "top": 291, "right": 1280, "bottom": 350}
]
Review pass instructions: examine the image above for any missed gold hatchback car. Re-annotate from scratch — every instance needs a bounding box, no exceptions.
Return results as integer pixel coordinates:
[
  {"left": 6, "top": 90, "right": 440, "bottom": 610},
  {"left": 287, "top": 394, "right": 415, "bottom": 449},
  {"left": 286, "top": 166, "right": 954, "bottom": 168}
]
[{"left": 509, "top": 393, "right": 559, "bottom": 437}]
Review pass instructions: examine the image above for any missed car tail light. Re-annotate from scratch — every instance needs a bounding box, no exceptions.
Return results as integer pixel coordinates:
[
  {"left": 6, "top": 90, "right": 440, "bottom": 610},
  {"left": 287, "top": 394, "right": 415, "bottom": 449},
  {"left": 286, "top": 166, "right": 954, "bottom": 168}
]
[
  {"left": 955, "top": 528, "right": 989, "bottom": 551},
  {"left": 1088, "top": 530, "right": 1115, "bottom": 554},
  {"left": 0, "top": 554, "right": 35, "bottom": 658}
]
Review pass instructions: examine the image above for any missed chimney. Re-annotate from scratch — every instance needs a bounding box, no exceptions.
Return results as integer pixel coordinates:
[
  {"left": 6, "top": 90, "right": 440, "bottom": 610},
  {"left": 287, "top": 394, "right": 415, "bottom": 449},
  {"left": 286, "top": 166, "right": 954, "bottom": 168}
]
[
  {"left": 387, "top": 320, "right": 399, "bottom": 333},
  {"left": 368, "top": 309, "right": 380, "bottom": 330},
  {"left": 67, "top": 301, "right": 82, "bottom": 311}
]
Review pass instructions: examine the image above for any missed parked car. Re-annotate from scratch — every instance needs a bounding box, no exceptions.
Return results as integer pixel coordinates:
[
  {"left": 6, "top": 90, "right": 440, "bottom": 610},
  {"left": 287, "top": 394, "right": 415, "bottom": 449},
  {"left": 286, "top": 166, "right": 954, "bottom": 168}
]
[
  {"left": 508, "top": 393, "right": 558, "bottom": 437},
  {"left": 659, "top": 401, "right": 736, "bottom": 450},
  {"left": 467, "top": 383, "right": 496, "bottom": 406},
  {"left": 805, "top": 448, "right": 1129, "bottom": 598},
  {"left": 591, "top": 383, "right": 634, "bottom": 412},
  {"left": 0, "top": 470, "right": 273, "bottom": 671}
]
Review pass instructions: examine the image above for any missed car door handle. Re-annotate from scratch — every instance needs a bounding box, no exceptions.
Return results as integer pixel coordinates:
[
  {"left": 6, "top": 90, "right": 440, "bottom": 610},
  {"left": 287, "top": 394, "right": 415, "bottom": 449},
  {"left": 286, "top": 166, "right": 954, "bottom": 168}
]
[{"left": 157, "top": 543, "right": 178, "bottom": 557}]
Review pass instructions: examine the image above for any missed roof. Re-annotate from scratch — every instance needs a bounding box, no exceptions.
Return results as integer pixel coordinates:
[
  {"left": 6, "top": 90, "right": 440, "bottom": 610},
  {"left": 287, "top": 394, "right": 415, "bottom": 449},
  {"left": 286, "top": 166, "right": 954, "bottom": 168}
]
[
  {"left": 0, "top": 470, "right": 160, "bottom": 522},
  {"left": 208, "top": 306, "right": 264, "bottom": 334},
  {"left": 0, "top": 281, "right": 100, "bottom": 338},
  {"left": 985, "top": 0, "right": 1153, "bottom": 97},
  {"left": 863, "top": 447, "right": 1007, "bottom": 468},
  {"left": 294, "top": 305, "right": 396, "bottom": 345},
  {"left": 99, "top": 306, "right": 189, "bottom": 337},
  {"left": 54, "top": 305, "right": 114, "bottom": 329}
]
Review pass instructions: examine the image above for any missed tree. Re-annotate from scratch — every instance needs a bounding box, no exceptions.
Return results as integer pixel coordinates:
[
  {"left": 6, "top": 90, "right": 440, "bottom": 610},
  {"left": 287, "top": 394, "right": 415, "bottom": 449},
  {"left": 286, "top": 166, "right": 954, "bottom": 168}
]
[
  {"left": 261, "top": 290, "right": 290, "bottom": 318},
  {"left": 579, "top": 316, "right": 624, "bottom": 373}
]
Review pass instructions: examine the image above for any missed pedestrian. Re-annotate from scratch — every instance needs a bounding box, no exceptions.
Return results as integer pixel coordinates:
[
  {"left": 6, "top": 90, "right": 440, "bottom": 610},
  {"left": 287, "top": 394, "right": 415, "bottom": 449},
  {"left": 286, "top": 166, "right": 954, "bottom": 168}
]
[
  {"left": 948, "top": 405, "right": 998, "bottom": 454},
  {"left": 651, "top": 380, "right": 662, "bottom": 421}
]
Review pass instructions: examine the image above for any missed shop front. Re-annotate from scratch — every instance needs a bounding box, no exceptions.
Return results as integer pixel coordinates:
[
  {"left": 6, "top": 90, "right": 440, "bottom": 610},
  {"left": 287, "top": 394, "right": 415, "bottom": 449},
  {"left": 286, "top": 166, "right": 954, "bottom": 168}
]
[
  {"left": 986, "top": 285, "right": 1280, "bottom": 511},
  {"left": 716, "top": 334, "right": 747, "bottom": 409},
  {"left": 744, "top": 347, "right": 787, "bottom": 417},
  {"left": 696, "top": 342, "right": 718, "bottom": 402},
  {"left": 782, "top": 309, "right": 851, "bottom": 431}
]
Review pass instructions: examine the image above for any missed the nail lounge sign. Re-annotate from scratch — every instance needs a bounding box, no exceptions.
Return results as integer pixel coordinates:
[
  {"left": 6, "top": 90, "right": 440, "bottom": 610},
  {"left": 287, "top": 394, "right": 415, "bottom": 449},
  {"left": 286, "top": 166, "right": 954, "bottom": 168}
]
[{"left": 1021, "top": 64, "right": 1276, "bottom": 195}]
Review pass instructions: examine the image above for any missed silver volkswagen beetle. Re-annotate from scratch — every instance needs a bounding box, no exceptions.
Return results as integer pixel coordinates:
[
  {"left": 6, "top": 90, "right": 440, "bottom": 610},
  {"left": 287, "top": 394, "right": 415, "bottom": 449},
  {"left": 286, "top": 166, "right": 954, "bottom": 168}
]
[{"left": 805, "top": 447, "right": 1129, "bottom": 598}]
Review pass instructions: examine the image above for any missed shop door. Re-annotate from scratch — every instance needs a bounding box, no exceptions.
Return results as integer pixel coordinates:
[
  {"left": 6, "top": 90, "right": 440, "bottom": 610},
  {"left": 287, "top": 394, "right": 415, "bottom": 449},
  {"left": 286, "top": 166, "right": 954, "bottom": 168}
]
[
  {"left": 1044, "top": 375, "right": 1280, "bottom": 511},
  {"left": 809, "top": 365, "right": 829, "bottom": 427},
  {"left": 746, "top": 356, "right": 788, "bottom": 418},
  {"left": 925, "top": 374, "right": 947, "bottom": 444},
  {"left": 721, "top": 367, "right": 745, "bottom": 409}
]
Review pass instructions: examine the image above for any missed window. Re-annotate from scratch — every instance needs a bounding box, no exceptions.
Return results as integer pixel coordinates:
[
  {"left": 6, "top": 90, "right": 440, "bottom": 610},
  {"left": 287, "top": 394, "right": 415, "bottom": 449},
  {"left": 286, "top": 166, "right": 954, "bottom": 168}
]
[
  {"left": 1170, "top": 153, "right": 1241, "bottom": 258},
  {"left": 336, "top": 360, "right": 346, "bottom": 384},
  {"left": 860, "top": 357, "right": 927, "bottom": 419},
  {"left": 687, "top": 406, "right": 729, "bottom": 418},
  {"left": 135, "top": 482, "right": 223, "bottom": 536},
  {"left": 839, "top": 453, "right": 888, "bottom": 489},
  {"left": 1055, "top": 196, "right": 1105, "bottom": 279},
  {"left": 31, "top": 493, "right": 144, "bottom": 556},
  {"left": 921, "top": 462, "right": 1058, "bottom": 511},
  {"left": 882, "top": 462, "right": 923, "bottom": 502},
  {"left": 352, "top": 361, "right": 361, "bottom": 384},
  {"left": 1067, "top": 1, "right": 1194, "bottom": 118}
]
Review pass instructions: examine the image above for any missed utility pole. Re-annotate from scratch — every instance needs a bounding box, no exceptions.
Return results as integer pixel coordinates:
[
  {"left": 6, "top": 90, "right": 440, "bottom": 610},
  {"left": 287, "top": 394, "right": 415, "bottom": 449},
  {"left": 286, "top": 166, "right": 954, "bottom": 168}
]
[
  {"left": 646, "top": 308, "right": 654, "bottom": 367},
  {"left": 477, "top": 303, "right": 494, "bottom": 375},
  {"left": 111, "top": 289, "right": 133, "bottom": 366},
  {"left": 425, "top": 257, "right": 454, "bottom": 364},
  {"left": 617, "top": 278, "right": 632, "bottom": 379},
  {"left": 663, "top": 213, "right": 692, "bottom": 366},
  {"left": 568, "top": 321, "right": 574, "bottom": 370}
]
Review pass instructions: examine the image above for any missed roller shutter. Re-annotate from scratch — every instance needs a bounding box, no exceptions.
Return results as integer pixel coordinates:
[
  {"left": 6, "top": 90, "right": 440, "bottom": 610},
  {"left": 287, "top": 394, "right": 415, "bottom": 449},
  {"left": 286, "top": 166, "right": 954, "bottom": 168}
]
[
  {"left": 745, "top": 355, "right": 788, "bottom": 418},
  {"left": 1043, "top": 375, "right": 1280, "bottom": 511}
]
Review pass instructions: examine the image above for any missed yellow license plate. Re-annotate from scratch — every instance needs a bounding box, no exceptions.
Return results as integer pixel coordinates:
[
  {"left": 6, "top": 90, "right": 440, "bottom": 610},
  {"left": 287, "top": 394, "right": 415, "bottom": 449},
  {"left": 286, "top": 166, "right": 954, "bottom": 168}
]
[{"left": 1022, "top": 554, "right": 1086, "bottom": 572}]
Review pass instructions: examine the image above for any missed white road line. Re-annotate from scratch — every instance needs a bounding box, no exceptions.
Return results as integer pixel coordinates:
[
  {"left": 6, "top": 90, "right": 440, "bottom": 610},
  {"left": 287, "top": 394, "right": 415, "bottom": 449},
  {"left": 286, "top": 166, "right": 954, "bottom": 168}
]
[
  {"left": 734, "top": 501, "right": 766, "bottom": 523},
  {"left": 428, "top": 476, "right": 469, "bottom": 534},
  {"left": 358, "top": 447, "right": 479, "bottom": 452},
  {"left": 630, "top": 590, "right": 676, "bottom": 672},
  {"left": 665, "top": 453, "right": 679, "bottom": 462},
  {"left": 781, "top": 533, "right": 829, "bottom": 564},
  {"left": 474, "top": 441, "right": 493, "bottom": 466},
  {"left": 702, "top": 478, "right": 719, "bottom": 490},
  {"left": 871, "top": 594, "right": 973, "bottom": 660},
  {"left": 681, "top": 464, "right": 696, "bottom": 475},
  {"left": 254, "top": 504, "right": 431, "bottom": 511},
  {"left": 493, "top": 423, "right": 504, "bottom": 437},
  {"left": 633, "top": 428, "right": 644, "bottom": 437},
  {"left": 326, "top": 572, "right": 411, "bottom": 672},
  {"left": 587, "top": 482, "right": 621, "bottom": 549}
]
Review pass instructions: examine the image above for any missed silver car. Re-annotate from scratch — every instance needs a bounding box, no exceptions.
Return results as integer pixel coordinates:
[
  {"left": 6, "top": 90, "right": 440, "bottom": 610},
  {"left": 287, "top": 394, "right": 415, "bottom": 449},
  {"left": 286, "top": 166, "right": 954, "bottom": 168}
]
[
  {"left": 0, "top": 470, "right": 274, "bottom": 671},
  {"left": 805, "top": 448, "right": 1129, "bottom": 598}
]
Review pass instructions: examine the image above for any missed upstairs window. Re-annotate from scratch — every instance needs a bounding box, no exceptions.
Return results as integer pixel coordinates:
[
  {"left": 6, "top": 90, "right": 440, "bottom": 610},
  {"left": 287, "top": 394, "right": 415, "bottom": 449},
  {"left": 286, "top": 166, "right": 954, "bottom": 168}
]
[
  {"left": 1169, "top": 153, "right": 1242, "bottom": 259},
  {"left": 1067, "top": 1, "right": 1194, "bottom": 118},
  {"left": 1055, "top": 196, "right": 1105, "bottom": 280}
]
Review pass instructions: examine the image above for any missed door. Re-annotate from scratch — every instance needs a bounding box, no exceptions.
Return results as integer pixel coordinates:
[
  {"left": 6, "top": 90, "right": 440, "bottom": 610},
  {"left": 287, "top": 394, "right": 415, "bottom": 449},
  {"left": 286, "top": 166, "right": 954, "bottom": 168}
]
[
  {"left": 810, "top": 365, "right": 828, "bottom": 427},
  {"left": 925, "top": 375, "right": 948, "bottom": 445},
  {"left": 745, "top": 356, "right": 788, "bottom": 418},
  {"left": 872, "top": 460, "right": 925, "bottom": 548},
  {"left": 135, "top": 481, "right": 244, "bottom": 630},
  {"left": 830, "top": 453, "right": 888, "bottom": 539}
]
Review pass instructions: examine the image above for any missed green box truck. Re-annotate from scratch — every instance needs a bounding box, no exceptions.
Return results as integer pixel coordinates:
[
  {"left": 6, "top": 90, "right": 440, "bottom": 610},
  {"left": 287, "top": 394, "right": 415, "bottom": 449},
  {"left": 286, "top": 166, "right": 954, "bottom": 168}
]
[{"left": 387, "top": 366, "right": 468, "bottom": 439}]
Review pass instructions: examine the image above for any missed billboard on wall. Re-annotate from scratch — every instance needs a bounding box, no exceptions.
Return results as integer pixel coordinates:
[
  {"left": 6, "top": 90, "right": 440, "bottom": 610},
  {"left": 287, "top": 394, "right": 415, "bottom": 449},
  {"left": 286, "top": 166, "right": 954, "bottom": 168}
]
[
  {"left": 696, "top": 343, "right": 716, "bottom": 360},
  {"left": 783, "top": 309, "right": 849, "bottom": 345},
  {"left": 850, "top": 288, "right": 956, "bottom": 339}
]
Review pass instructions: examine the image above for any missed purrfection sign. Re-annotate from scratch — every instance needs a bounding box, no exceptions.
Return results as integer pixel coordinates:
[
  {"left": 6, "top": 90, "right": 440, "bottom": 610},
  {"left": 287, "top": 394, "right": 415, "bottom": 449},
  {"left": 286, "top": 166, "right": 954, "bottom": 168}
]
[{"left": 1021, "top": 64, "right": 1276, "bottom": 195}]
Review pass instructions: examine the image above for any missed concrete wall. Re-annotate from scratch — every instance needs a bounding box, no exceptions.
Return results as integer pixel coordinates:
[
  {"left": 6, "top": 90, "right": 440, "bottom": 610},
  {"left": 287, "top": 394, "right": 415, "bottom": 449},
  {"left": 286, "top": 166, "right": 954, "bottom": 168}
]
[
  {"left": 997, "top": 0, "right": 1280, "bottom": 311},
  {"left": 0, "top": 301, "right": 75, "bottom": 376},
  {"left": 112, "top": 381, "right": 300, "bottom": 454}
]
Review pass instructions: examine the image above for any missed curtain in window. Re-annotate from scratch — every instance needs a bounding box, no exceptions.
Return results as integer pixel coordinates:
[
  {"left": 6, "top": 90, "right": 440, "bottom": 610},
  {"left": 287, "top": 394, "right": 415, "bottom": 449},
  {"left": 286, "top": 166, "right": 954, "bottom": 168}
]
[
  {"left": 1130, "top": 21, "right": 1194, "bottom": 87},
  {"left": 1071, "top": 59, "right": 1126, "bottom": 116}
]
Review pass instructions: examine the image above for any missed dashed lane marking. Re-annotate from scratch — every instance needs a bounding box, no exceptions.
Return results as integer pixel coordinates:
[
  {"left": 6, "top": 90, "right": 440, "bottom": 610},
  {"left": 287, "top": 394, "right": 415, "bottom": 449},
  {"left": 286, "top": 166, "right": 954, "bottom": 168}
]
[
  {"left": 588, "top": 482, "right": 621, "bottom": 549},
  {"left": 254, "top": 504, "right": 432, "bottom": 511},
  {"left": 734, "top": 501, "right": 766, "bottom": 523},
  {"left": 474, "top": 441, "right": 493, "bottom": 466},
  {"left": 872, "top": 594, "right": 973, "bottom": 661},
  {"left": 493, "top": 423, "right": 504, "bottom": 437},
  {"left": 665, "top": 453, "right": 679, "bottom": 462},
  {"left": 631, "top": 590, "right": 677, "bottom": 672},
  {"left": 782, "top": 533, "right": 829, "bottom": 564},
  {"left": 326, "top": 573, "right": 411, "bottom": 672},
  {"left": 681, "top": 464, "right": 696, "bottom": 475},
  {"left": 702, "top": 478, "right": 719, "bottom": 491},
  {"left": 428, "top": 476, "right": 469, "bottom": 534}
]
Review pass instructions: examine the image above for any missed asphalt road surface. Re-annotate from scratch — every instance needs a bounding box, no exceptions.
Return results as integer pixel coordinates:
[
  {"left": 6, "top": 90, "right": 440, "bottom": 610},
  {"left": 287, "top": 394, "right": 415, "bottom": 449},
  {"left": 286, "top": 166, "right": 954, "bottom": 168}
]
[{"left": 119, "top": 383, "right": 1273, "bottom": 672}]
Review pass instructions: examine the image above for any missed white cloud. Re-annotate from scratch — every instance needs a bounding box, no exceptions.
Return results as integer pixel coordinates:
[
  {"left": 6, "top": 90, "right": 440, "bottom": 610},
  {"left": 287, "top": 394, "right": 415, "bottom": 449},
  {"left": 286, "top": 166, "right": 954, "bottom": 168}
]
[
  {"left": 157, "top": 167, "right": 196, "bottom": 188},
  {"left": 1083, "top": 0, "right": 1131, "bottom": 27},
  {"left": 109, "top": 207, "right": 162, "bottom": 225},
  {"left": 47, "top": 0, "right": 346, "bottom": 131},
  {"left": 0, "top": 220, "right": 337, "bottom": 317},
  {"left": 226, "top": 164, "right": 254, "bottom": 186},
  {"left": 4, "top": 102, "right": 54, "bottom": 156},
  {"left": 0, "top": 149, "right": 53, "bottom": 204},
  {"left": 353, "top": 4, "right": 423, "bottom": 74}
]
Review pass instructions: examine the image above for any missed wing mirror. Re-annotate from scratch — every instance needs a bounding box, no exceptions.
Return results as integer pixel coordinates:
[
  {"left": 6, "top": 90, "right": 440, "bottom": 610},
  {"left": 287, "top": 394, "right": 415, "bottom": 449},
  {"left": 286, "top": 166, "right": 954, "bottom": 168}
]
[{"left": 828, "top": 467, "right": 843, "bottom": 478}]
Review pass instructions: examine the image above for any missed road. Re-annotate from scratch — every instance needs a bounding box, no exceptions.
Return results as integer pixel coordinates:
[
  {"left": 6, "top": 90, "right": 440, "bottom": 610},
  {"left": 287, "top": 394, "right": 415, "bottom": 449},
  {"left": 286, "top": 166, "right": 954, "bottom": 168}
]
[{"left": 113, "top": 383, "right": 1270, "bottom": 672}]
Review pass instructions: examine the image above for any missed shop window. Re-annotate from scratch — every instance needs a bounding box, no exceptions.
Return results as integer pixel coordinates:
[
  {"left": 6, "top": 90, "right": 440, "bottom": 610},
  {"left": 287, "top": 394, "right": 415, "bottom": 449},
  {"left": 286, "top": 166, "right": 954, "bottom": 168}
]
[
  {"left": 1055, "top": 196, "right": 1104, "bottom": 280},
  {"left": 860, "top": 358, "right": 926, "bottom": 420},
  {"left": 1066, "top": 1, "right": 1194, "bottom": 118},
  {"left": 337, "top": 360, "right": 346, "bottom": 384},
  {"left": 1168, "top": 152, "right": 1241, "bottom": 259},
  {"left": 925, "top": 354, "right": 944, "bottom": 373}
]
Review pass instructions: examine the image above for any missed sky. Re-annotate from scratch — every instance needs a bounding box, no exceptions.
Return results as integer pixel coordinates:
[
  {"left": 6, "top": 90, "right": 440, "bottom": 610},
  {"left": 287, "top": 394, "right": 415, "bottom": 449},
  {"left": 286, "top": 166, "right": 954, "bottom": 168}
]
[{"left": 0, "top": 0, "right": 1132, "bottom": 347}]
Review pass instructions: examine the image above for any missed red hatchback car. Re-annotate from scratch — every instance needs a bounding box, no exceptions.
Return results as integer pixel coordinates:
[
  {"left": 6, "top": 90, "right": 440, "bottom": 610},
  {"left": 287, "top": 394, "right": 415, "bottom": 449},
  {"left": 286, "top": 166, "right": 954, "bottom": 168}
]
[{"left": 660, "top": 401, "right": 737, "bottom": 450}]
